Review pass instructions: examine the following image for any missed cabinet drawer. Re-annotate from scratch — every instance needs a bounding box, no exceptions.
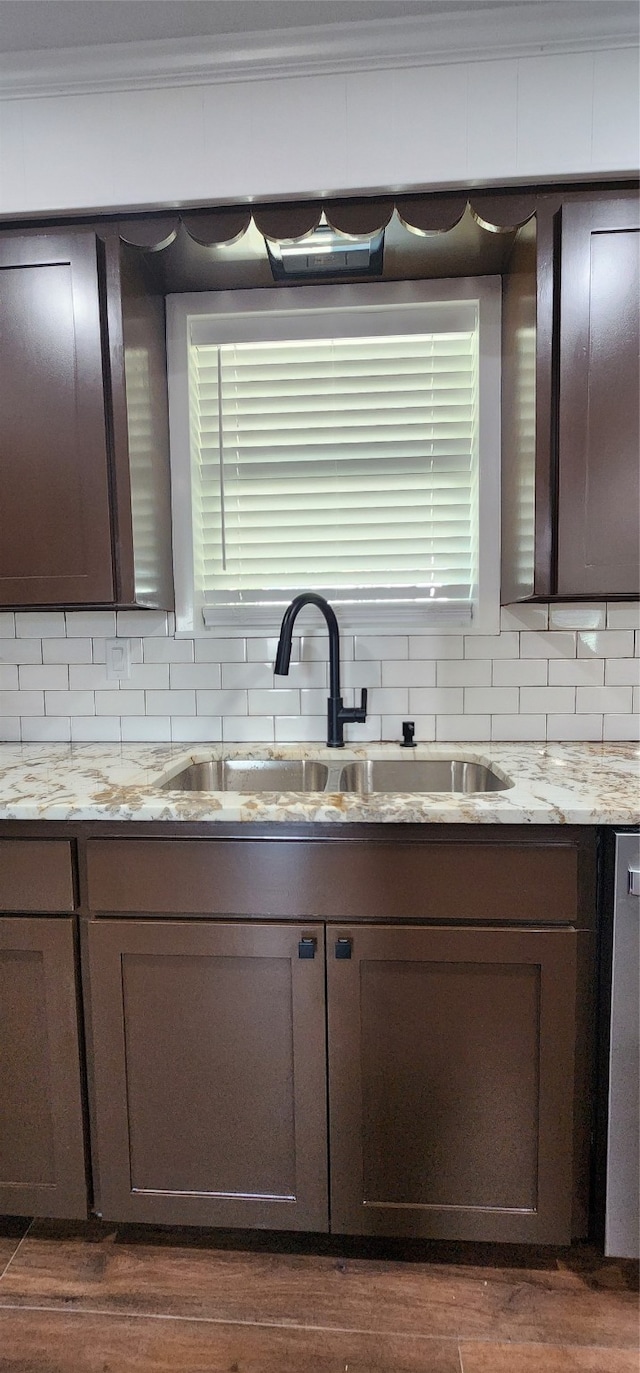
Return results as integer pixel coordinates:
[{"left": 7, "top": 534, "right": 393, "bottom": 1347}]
[
  {"left": 86, "top": 838, "right": 580, "bottom": 924},
  {"left": 0, "top": 840, "right": 75, "bottom": 912}
]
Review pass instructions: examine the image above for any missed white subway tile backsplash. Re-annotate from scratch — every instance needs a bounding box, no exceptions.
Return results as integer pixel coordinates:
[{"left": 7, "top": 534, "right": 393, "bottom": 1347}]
[
  {"left": 223, "top": 716, "right": 274, "bottom": 743},
  {"left": 0, "top": 665, "right": 19, "bottom": 690},
  {"left": 170, "top": 663, "right": 222, "bottom": 690},
  {"left": 492, "top": 658, "right": 547, "bottom": 687},
  {"left": 45, "top": 690, "right": 94, "bottom": 716},
  {"left": 357, "top": 635, "right": 408, "bottom": 660},
  {"left": 549, "top": 659, "right": 605, "bottom": 686},
  {"left": 95, "top": 690, "right": 143, "bottom": 715},
  {"left": 144, "top": 637, "right": 195, "bottom": 663},
  {"left": 122, "top": 715, "right": 171, "bottom": 741},
  {"left": 222, "top": 661, "right": 273, "bottom": 690},
  {"left": 0, "top": 718, "right": 21, "bottom": 741},
  {"left": 42, "top": 638, "right": 91, "bottom": 664},
  {"left": 438, "top": 660, "right": 491, "bottom": 687},
  {"left": 16, "top": 611, "right": 65, "bottom": 638},
  {"left": 71, "top": 717, "right": 122, "bottom": 742},
  {"left": 491, "top": 715, "right": 546, "bottom": 741},
  {"left": 171, "top": 716, "right": 222, "bottom": 742},
  {"left": 382, "top": 660, "right": 435, "bottom": 688},
  {"left": 607, "top": 604, "right": 640, "bottom": 630},
  {"left": 605, "top": 659, "right": 640, "bottom": 686},
  {"left": 69, "top": 665, "right": 119, "bottom": 691},
  {"left": 275, "top": 715, "right": 326, "bottom": 742},
  {"left": 196, "top": 637, "right": 246, "bottom": 663},
  {"left": 19, "top": 664, "right": 68, "bottom": 691},
  {"left": 146, "top": 690, "right": 195, "bottom": 716},
  {"left": 249, "top": 688, "right": 299, "bottom": 715},
  {"left": 578, "top": 631, "right": 635, "bottom": 658},
  {"left": 465, "top": 633, "right": 519, "bottom": 659},
  {"left": 1, "top": 690, "right": 44, "bottom": 715},
  {"left": 409, "top": 687, "right": 464, "bottom": 714},
  {"left": 122, "top": 664, "right": 170, "bottom": 691},
  {"left": 465, "top": 687, "right": 519, "bottom": 715},
  {"left": 520, "top": 687, "right": 575, "bottom": 713},
  {"left": 547, "top": 714, "right": 604, "bottom": 741},
  {"left": 66, "top": 611, "right": 117, "bottom": 638},
  {"left": 576, "top": 686, "right": 633, "bottom": 714},
  {"left": 369, "top": 688, "right": 409, "bottom": 715},
  {"left": 2, "top": 638, "right": 42, "bottom": 664},
  {"left": 116, "top": 610, "right": 169, "bottom": 636},
  {"left": 342, "top": 660, "right": 382, "bottom": 689},
  {"left": 2, "top": 603, "right": 637, "bottom": 743},
  {"left": 409, "top": 635, "right": 463, "bottom": 660},
  {"left": 436, "top": 715, "right": 491, "bottom": 741},
  {"left": 549, "top": 603, "right": 606, "bottom": 631},
  {"left": 520, "top": 632, "right": 576, "bottom": 659},
  {"left": 197, "top": 689, "right": 246, "bottom": 715},
  {"left": 22, "top": 716, "right": 71, "bottom": 742},
  {"left": 603, "top": 713, "right": 640, "bottom": 741}
]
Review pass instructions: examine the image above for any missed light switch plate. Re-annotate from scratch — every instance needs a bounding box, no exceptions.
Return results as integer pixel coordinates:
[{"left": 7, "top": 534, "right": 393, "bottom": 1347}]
[{"left": 105, "top": 638, "right": 131, "bottom": 681}]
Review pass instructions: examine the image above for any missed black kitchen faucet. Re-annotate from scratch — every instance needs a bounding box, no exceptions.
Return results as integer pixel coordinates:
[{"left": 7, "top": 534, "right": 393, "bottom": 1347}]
[{"left": 274, "top": 593, "right": 368, "bottom": 747}]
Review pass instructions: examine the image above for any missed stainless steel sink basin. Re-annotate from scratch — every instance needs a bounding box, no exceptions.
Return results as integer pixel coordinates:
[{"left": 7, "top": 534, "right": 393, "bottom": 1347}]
[
  {"left": 160, "top": 758, "right": 330, "bottom": 793},
  {"left": 337, "top": 759, "right": 512, "bottom": 794}
]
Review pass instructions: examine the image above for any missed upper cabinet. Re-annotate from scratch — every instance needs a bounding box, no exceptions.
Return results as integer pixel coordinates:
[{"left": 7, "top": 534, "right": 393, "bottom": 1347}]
[
  {"left": 0, "top": 228, "right": 173, "bottom": 609},
  {"left": 556, "top": 199, "right": 639, "bottom": 598},
  {"left": 502, "top": 189, "right": 640, "bottom": 602}
]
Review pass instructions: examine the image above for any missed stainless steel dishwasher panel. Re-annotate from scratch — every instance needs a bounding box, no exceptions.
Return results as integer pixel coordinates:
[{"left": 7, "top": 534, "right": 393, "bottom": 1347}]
[{"left": 605, "top": 831, "right": 640, "bottom": 1258}]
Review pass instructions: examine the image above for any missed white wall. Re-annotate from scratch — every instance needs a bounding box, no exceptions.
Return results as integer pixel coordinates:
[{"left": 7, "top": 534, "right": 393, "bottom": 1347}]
[{"left": 0, "top": 44, "right": 638, "bottom": 216}]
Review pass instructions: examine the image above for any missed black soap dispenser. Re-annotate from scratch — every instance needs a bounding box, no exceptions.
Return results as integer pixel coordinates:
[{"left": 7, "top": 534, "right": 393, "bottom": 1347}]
[{"left": 400, "top": 721, "right": 416, "bottom": 748}]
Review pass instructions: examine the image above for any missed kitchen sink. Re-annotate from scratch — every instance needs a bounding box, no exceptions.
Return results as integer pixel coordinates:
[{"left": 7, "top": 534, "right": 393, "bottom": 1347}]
[
  {"left": 159, "top": 756, "right": 512, "bottom": 795},
  {"left": 159, "top": 758, "right": 330, "bottom": 792},
  {"left": 337, "top": 759, "right": 512, "bottom": 794}
]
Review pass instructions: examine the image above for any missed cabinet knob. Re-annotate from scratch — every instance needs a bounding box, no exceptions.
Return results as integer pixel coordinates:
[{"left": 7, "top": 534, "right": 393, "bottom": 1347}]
[
  {"left": 298, "top": 936, "right": 317, "bottom": 959},
  {"left": 335, "top": 937, "right": 352, "bottom": 959}
]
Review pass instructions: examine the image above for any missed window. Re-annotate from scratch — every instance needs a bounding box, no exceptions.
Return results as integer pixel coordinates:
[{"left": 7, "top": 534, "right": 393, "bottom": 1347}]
[{"left": 167, "top": 280, "right": 500, "bottom": 634}]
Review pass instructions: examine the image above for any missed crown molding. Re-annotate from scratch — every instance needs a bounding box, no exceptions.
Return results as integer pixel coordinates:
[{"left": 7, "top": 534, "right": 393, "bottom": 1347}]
[{"left": 0, "top": 4, "right": 637, "bottom": 100}]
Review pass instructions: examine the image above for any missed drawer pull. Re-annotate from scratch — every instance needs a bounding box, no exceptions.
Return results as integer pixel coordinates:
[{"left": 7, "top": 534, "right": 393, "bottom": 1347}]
[
  {"left": 298, "top": 936, "right": 317, "bottom": 959},
  {"left": 335, "top": 937, "right": 352, "bottom": 960}
]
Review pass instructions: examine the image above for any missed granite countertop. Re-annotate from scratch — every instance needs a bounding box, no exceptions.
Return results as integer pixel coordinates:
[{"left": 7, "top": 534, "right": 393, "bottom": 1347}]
[{"left": 0, "top": 741, "right": 638, "bottom": 825}]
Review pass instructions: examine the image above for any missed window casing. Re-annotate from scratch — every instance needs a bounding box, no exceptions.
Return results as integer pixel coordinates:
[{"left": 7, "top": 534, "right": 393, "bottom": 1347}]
[{"left": 167, "top": 279, "right": 501, "bottom": 635}]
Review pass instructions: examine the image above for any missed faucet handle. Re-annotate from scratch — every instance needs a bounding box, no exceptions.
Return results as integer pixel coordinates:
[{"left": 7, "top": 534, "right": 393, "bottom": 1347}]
[{"left": 339, "top": 688, "right": 368, "bottom": 727}]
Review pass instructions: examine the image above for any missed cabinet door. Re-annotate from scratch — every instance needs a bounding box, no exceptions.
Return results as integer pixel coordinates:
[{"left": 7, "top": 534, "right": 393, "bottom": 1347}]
[
  {"left": 328, "top": 924, "right": 578, "bottom": 1243},
  {"left": 87, "top": 920, "right": 328, "bottom": 1229},
  {"left": 0, "top": 232, "right": 115, "bottom": 605},
  {"left": 0, "top": 918, "right": 87, "bottom": 1217},
  {"left": 557, "top": 199, "right": 640, "bottom": 596}
]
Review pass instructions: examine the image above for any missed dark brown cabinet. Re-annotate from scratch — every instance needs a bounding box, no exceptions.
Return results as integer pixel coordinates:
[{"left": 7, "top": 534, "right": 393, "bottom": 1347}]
[
  {"left": 87, "top": 919, "right": 328, "bottom": 1229},
  {"left": 81, "top": 828, "right": 594, "bottom": 1243},
  {"left": 0, "top": 917, "right": 87, "bottom": 1218},
  {"left": 502, "top": 190, "right": 639, "bottom": 601},
  {"left": 0, "top": 229, "right": 172, "bottom": 609},
  {"left": 328, "top": 923, "right": 578, "bottom": 1243}
]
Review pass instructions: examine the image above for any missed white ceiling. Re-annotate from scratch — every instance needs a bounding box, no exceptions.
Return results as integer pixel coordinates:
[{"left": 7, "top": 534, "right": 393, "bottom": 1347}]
[{"left": 0, "top": 0, "right": 580, "bottom": 52}]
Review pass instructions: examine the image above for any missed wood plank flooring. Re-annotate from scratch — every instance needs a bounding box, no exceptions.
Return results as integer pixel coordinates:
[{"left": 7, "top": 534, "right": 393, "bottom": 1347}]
[{"left": 0, "top": 1218, "right": 637, "bottom": 1372}]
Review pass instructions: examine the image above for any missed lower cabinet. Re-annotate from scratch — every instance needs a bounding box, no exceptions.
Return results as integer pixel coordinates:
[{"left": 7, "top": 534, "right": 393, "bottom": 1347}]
[
  {"left": 328, "top": 924, "right": 578, "bottom": 1244},
  {"left": 87, "top": 920, "right": 328, "bottom": 1229},
  {"left": 87, "top": 916, "right": 582, "bottom": 1243},
  {"left": 0, "top": 917, "right": 87, "bottom": 1218}
]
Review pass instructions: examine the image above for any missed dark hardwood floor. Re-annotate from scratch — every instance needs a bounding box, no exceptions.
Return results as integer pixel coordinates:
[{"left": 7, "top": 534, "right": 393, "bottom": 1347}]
[{"left": 0, "top": 1218, "right": 637, "bottom": 1372}]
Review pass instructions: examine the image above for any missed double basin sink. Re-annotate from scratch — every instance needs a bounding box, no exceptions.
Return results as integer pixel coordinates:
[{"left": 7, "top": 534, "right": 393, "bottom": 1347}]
[{"left": 160, "top": 757, "right": 512, "bottom": 796}]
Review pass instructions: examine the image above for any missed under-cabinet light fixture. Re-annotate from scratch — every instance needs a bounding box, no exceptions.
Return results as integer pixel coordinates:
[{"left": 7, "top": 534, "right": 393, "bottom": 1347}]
[{"left": 266, "top": 223, "right": 384, "bottom": 280}]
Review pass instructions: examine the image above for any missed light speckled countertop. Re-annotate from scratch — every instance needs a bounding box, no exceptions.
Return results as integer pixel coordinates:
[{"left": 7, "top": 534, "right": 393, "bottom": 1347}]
[{"left": 0, "top": 741, "right": 638, "bottom": 825}]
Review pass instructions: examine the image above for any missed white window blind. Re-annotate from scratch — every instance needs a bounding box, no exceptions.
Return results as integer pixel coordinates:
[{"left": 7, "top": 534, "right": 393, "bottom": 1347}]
[{"left": 188, "top": 319, "right": 479, "bottom": 613}]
